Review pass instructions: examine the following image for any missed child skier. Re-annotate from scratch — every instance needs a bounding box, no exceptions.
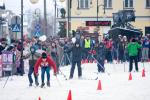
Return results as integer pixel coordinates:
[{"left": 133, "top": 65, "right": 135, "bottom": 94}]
[
  {"left": 96, "top": 42, "right": 106, "bottom": 73},
  {"left": 34, "top": 52, "right": 57, "bottom": 87}
]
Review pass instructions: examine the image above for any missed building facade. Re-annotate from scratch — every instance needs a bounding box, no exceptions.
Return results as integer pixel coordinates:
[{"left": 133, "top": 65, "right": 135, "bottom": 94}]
[{"left": 66, "top": 0, "right": 150, "bottom": 36}]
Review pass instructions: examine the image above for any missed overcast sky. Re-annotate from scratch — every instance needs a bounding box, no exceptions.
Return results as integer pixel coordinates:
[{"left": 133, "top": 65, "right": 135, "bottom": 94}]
[{"left": 3, "top": 0, "right": 65, "bottom": 15}]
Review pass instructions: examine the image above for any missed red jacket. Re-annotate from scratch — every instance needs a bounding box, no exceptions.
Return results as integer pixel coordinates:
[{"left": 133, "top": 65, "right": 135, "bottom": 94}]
[{"left": 34, "top": 56, "right": 57, "bottom": 74}]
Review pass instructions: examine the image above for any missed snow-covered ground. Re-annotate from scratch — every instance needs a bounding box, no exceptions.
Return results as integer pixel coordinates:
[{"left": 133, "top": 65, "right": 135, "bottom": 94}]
[{"left": 0, "top": 62, "right": 150, "bottom": 100}]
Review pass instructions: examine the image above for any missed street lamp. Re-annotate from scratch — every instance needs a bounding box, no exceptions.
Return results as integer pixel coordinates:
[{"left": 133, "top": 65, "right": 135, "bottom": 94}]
[
  {"left": 30, "top": 0, "right": 39, "bottom": 4},
  {"left": 96, "top": 0, "right": 105, "bottom": 24}
]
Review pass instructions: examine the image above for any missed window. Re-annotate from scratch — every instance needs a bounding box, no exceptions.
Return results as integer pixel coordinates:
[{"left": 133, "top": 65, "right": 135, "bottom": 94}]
[
  {"left": 146, "top": 0, "right": 150, "bottom": 8},
  {"left": 79, "top": 0, "right": 90, "bottom": 9},
  {"left": 124, "top": 0, "right": 133, "bottom": 8},
  {"left": 145, "top": 27, "right": 150, "bottom": 35},
  {"left": 104, "top": 0, "right": 112, "bottom": 8}
]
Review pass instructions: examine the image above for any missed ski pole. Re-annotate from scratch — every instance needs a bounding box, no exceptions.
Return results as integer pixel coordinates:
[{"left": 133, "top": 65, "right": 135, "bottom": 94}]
[
  {"left": 94, "top": 58, "right": 111, "bottom": 76},
  {"left": 3, "top": 76, "right": 9, "bottom": 88},
  {"left": 124, "top": 62, "right": 126, "bottom": 72},
  {"left": 55, "top": 76, "right": 61, "bottom": 86},
  {"left": 59, "top": 69, "right": 68, "bottom": 80}
]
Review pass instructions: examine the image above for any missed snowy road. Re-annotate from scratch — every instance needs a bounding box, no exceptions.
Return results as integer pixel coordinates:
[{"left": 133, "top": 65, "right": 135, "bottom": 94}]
[{"left": 0, "top": 62, "right": 150, "bottom": 100}]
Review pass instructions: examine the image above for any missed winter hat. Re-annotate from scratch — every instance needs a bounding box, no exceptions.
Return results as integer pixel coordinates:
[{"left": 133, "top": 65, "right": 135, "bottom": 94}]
[
  {"left": 75, "top": 40, "right": 80, "bottom": 44},
  {"left": 7, "top": 45, "right": 14, "bottom": 51},
  {"left": 42, "top": 52, "right": 47, "bottom": 58},
  {"left": 30, "top": 46, "right": 36, "bottom": 53},
  {"left": 132, "top": 38, "right": 136, "bottom": 42}
]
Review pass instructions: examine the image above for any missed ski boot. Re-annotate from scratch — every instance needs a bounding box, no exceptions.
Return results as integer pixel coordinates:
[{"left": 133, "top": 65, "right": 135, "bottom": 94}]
[
  {"left": 35, "top": 82, "right": 39, "bottom": 86},
  {"left": 41, "top": 83, "right": 45, "bottom": 88},
  {"left": 47, "top": 82, "right": 50, "bottom": 87},
  {"left": 29, "top": 83, "right": 32, "bottom": 87}
]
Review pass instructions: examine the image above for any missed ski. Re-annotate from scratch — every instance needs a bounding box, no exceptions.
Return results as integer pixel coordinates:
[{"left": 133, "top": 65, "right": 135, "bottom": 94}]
[{"left": 81, "top": 77, "right": 98, "bottom": 80}]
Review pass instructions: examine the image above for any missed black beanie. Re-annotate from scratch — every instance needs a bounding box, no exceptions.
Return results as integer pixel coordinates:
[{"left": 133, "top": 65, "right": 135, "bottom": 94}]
[
  {"left": 132, "top": 38, "right": 136, "bottom": 42},
  {"left": 42, "top": 52, "right": 47, "bottom": 58}
]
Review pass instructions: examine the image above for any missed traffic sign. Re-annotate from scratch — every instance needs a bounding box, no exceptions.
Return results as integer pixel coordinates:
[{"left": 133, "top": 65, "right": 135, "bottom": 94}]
[
  {"left": 34, "top": 24, "right": 41, "bottom": 37},
  {"left": 34, "top": 31, "right": 40, "bottom": 37},
  {"left": 11, "top": 24, "right": 20, "bottom": 32},
  {"left": 35, "top": 24, "right": 40, "bottom": 31}
]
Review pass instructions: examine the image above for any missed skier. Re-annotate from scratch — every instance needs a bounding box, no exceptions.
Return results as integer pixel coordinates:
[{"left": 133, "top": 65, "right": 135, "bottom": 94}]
[
  {"left": 96, "top": 42, "right": 106, "bottom": 73},
  {"left": 34, "top": 52, "right": 57, "bottom": 87},
  {"left": 65, "top": 41, "right": 83, "bottom": 79},
  {"left": 127, "top": 38, "right": 142, "bottom": 72},
  {"left": 24, "top": 46, "right": 41, "bottom": 86}
]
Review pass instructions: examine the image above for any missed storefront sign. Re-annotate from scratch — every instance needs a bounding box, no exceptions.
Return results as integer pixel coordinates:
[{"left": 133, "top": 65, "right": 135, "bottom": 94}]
[{"left": 86, "top": 21, "right": 111, "bottom": 26}]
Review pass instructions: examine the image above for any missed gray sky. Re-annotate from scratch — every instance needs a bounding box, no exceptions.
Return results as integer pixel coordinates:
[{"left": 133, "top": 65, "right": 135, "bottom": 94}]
[{"left": 3, "top": 0, "right": 65, "bottom": 15}]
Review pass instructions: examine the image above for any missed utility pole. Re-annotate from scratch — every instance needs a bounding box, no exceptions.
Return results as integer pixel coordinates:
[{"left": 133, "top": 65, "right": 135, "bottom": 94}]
[
  {"left": 20, "top": 0, "right": 24, "bottom": 75},
  {"left": 67, "top": 0, "right": 70, "bottom": 37},
  {"left": 54, "top": 0, "right": 56, "bottom": 36},
  {"left": 67, "top": 0, "right": 72, "bottom": 37},
  {"left": 97, "top": 0, "right": 99, "bottom": 22},
  {"left": 44, "top": 0, "right": 47, "bottom": 36}
]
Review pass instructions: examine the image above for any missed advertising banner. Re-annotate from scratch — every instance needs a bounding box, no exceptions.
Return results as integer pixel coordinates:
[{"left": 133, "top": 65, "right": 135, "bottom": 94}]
[{"left": 2, "top": 51, "right": 13, "bottom": 71}]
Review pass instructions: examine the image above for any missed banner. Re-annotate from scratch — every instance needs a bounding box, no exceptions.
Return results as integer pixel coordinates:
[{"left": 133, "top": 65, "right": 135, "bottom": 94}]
[
  {"left": 2, "top": 51, "right": 13, "bottom": 71},
  {"left": 2, "top": 51, "right": 13, "bottom": 64},
  {"left": 0, "top": 55, "right": 2, "bottom": 77}
]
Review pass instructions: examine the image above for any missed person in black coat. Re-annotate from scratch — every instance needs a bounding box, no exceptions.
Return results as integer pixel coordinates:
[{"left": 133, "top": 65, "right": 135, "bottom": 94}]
[
  {"left": 66, "top": 41, "right": 83, "bottom": 79},
  {"left": 96, "top": 42, "right": 106, "bottom": 73},
  {"left": 0, "top": 43, "right": 5, "bottom": 54}
]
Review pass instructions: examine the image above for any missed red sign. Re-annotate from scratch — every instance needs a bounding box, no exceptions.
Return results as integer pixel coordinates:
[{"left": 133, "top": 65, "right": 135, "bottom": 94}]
[{"left": 86, "top": 21, "right": 111, "bottom": 26}]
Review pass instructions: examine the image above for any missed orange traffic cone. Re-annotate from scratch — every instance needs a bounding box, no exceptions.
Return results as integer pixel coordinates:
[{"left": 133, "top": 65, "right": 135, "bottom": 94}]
[
  {"left": 128, "top": 72, "right": 132, "bottom": 80},
  {"left": 142, "top": 69, "right": 145, "bottom": 77},
  {"left": 38, "top": 97, "right": 41, "bottom": 100},
  {"left": 97, "top": 80, "right": 102, "bottom": 90},
  {"left": 67, "top": 90, "right": 72, "bottom": 100}
]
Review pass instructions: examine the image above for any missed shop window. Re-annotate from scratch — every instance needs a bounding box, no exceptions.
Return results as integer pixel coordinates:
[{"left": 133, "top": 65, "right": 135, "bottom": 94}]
[{"left": 145, "top": 27, "right": 150, "bottom": 35}]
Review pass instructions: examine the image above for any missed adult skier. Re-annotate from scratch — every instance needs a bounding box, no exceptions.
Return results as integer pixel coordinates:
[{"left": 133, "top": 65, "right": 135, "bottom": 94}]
[
  {"left": 96, "top": 42, "right": 106, "bottom": 73},
  {"left": 65, "top": 41, "right": 83, "bottom": 79}
]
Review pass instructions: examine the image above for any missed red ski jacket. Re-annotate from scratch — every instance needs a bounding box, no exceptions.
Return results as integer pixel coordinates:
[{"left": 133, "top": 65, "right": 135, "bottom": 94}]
[{"left": 34, "top": 56, "right": 57, "bottom": 74}]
